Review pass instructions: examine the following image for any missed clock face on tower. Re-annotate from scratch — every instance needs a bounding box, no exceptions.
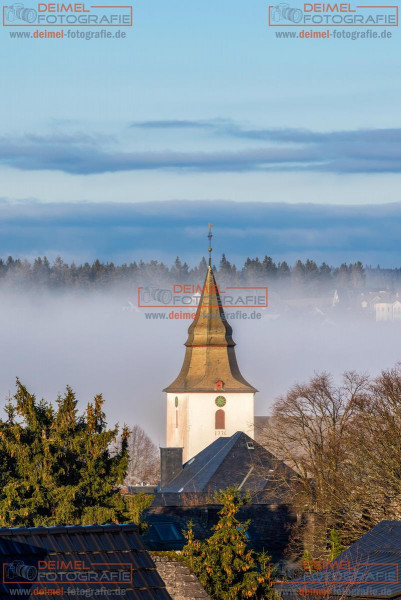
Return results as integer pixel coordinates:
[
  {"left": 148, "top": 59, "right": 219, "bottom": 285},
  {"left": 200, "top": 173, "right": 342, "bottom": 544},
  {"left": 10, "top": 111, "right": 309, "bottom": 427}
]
[{"left": 215, "top": 396, "right": 226, "bottom": 408}]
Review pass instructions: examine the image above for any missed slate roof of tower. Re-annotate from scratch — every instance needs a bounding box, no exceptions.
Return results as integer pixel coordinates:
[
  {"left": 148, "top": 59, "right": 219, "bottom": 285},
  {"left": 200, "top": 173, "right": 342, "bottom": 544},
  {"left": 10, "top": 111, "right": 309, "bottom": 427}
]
[
  {"left": 155, "top": 431, "right": 296, "bottom": 503},
  {"left": 164, "top": 266, "right": 257, "bottom": 393},
  {"left": 276, "top": 521, "right": 401, "bottom": 600},
  {"left": 0, "top": 523, "right": 171, "bottom": 599}
]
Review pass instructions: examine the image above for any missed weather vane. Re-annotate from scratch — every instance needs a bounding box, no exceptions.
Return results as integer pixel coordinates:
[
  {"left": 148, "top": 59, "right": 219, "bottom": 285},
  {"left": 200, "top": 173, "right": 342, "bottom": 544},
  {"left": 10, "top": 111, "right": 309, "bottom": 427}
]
[{"left": 208, "top": 224, "right": 213, "bottom": 267}]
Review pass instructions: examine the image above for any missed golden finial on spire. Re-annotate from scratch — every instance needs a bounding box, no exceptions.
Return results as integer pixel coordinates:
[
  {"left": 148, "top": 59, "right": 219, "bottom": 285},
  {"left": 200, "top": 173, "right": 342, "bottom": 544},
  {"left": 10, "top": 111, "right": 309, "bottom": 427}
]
[{"left": 208, "top": 224, "right": 213, "bottom": 267}]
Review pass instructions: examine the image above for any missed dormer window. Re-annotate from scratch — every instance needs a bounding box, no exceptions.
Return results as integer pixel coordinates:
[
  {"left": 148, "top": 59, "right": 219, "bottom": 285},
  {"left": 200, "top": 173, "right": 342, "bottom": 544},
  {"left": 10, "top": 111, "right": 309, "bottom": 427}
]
[{"left": 215, "top": 380, "right": 224, "bottom": 390}]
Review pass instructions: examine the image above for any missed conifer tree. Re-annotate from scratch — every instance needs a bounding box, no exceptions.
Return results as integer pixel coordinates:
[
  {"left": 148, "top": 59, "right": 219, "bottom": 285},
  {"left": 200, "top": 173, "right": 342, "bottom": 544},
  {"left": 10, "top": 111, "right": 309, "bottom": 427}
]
[
  {"left": 262, "top": 256, "right": 277, "bottom": 278},
  {"left": 328, "top": 529, "right": 346, "bottom": 561},
  {"left": 183, "top": 488, "right": 274, "bottom": 600},
  {"left": 0, "top": 380, "right": 129, "bottom": 527},
  {"left": 277, "top": 261, "right": 290, "bottom": 278}
]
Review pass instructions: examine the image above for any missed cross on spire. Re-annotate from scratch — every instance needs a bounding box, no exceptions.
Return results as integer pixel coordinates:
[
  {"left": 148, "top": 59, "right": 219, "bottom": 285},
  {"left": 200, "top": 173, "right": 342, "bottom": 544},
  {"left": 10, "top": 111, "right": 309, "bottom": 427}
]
[{"left": 208, "top": 224, "right": 213, "bottom": 267}]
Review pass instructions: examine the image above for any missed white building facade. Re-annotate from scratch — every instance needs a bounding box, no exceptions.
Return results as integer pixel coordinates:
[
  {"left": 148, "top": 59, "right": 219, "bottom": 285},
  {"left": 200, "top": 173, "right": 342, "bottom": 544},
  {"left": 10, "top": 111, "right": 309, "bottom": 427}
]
[
  {"left": 375, "top": 300, "right": 401, "bottom": 322},
  {"left": 166, "top": 392, "right": 254, "bottom": 462}
]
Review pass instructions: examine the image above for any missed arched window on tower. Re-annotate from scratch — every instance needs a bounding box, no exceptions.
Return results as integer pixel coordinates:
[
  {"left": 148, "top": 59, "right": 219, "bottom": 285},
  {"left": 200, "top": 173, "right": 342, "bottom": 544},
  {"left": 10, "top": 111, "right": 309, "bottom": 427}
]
[{"left": 215, "top": 409, "right": 225, "bottom": 430}]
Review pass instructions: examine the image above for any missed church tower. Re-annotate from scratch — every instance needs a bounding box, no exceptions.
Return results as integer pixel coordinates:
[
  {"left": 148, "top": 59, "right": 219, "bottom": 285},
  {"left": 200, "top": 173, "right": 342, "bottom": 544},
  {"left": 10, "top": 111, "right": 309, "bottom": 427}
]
[{"left": 164, "top": 227, "right": 257, "bottom": 462}]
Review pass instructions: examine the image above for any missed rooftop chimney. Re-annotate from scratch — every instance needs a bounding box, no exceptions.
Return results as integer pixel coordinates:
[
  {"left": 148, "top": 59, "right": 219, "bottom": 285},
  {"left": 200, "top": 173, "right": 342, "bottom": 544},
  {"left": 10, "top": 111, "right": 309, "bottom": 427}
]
[{"left": 160, "top": 447, "right": 183, "bottom": 489}]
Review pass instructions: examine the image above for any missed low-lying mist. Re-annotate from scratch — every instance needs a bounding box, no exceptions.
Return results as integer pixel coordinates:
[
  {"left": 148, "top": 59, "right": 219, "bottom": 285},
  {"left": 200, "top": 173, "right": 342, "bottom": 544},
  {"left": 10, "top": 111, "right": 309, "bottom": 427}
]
[{"left": 0, "top": 285, "right": 400, "bottom": 446}]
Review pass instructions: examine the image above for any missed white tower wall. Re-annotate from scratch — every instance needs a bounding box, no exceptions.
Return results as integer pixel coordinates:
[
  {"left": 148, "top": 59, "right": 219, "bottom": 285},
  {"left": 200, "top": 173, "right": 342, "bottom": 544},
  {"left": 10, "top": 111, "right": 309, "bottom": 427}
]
[{"left": 167, "top": 392, "right": 254, "bottom": 462}]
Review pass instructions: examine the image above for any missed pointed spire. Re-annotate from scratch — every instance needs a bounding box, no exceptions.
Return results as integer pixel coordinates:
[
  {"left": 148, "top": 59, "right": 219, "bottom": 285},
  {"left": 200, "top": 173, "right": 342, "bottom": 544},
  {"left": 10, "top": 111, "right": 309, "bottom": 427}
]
[{"left": 164, "top": 257, "right": 257, "bottom": 394}]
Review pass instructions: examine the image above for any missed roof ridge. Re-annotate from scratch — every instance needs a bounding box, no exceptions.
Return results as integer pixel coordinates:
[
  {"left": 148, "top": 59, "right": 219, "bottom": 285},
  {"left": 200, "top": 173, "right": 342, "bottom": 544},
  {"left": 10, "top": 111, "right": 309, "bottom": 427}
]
[{"left": 0, "top": 523, "right": 139, "bottom": 536}]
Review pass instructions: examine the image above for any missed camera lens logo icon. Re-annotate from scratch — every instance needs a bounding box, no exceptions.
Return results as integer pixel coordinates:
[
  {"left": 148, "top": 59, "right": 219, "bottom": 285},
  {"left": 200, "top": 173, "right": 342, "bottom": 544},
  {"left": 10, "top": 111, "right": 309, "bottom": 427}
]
[
  {"left": 141, "top": 286, "right": 173, "bottom": 305},
  {"left": 5, "top": 3, "right": 37, "bottom": 23},
  {"left": 5, "top": 561, "right": 38, "bottom": 582},
  {"left": 271, "top": 3, "right": 303, "bottom": 23}
]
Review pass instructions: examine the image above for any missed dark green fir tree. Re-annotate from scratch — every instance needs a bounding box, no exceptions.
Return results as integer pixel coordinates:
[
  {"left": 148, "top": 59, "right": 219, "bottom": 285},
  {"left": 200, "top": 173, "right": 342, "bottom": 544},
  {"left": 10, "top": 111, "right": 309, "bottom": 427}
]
[{"left": 0, "top": 380, "right": 129, "bottom": 527}]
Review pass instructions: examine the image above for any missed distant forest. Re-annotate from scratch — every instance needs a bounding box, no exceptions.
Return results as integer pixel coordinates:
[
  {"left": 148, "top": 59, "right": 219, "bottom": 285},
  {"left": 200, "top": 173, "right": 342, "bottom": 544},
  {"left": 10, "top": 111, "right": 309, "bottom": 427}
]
[{"left": 0, "top": 255, "right": 399, "bottom": 291}]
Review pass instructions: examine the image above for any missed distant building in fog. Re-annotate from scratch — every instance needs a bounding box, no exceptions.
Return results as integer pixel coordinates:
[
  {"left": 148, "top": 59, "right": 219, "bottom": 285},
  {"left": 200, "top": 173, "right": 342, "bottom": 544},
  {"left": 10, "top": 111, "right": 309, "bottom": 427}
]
[{"left": 375, "top": 300, "right": 401, "bottom": 322}]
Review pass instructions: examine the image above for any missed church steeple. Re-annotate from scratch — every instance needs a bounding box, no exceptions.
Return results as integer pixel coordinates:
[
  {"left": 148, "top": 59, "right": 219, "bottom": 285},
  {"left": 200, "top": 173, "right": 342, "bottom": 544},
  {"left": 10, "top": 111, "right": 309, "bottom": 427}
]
[
  {"left": 164, "top": 253, "right": 257, "bottom": 394},
  {"left": 164, "top": 227, "right": 256, "bottom": 461}
]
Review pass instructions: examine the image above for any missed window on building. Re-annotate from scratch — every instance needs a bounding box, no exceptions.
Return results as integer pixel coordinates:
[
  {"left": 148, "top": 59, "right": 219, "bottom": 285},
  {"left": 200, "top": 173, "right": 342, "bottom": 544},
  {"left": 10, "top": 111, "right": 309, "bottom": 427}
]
[
  {"left": 175, "top": 410, "right": 178, "bottom": 428},
  {"left": 215, "top": 409, "right": 225, "bottom": 430}
]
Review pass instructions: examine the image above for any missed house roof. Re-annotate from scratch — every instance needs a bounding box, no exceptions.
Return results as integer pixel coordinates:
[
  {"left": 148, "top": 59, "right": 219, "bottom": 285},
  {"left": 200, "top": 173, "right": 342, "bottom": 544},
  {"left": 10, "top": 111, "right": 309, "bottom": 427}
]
[
  {"left": 163, "top": 266, "right": 257, "bottom": 393},
  {"left": 155, "top": 431, "right": 295, "bottom": 504},
  {"left": 277, "top": 521, "right": 401, "bottom": 600},
  {"left": 0, "top": 523, "right": 171, "bottom": 599}
]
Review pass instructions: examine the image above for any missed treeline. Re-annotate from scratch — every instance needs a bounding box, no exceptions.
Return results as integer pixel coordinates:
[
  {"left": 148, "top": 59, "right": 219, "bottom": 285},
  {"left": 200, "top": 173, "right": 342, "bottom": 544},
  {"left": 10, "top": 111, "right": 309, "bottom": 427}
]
[{"left": 0, "top": 254, "right": 375, "bottom": 290}]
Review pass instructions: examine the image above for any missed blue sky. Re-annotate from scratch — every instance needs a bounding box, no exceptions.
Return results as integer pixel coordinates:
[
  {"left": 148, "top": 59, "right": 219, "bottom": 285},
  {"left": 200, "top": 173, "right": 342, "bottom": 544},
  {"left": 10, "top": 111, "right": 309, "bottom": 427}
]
[{"left": 1, "top": 0, "right": 401, "bottom": 259}]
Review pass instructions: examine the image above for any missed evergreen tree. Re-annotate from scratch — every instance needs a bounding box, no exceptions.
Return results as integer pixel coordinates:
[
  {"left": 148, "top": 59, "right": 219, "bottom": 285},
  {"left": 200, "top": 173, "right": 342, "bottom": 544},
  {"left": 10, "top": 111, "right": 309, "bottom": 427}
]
[
  {"left": 219, "top": 254, "right": 236, "bottom": 283},
  {"left": 192, "top": 257, "right": 208, "bottom": 280},
  {"left": 349, "top": 261, "right": 365, "bottom": 288},
  {"left": 171, "top": 256, "right": 187, "bottom": 281},
  {"left": 292, "top": 260, "right": 306, "bottom": 284},
  {"left": 219, "top": 253, "right": 232, "bottom": 274},
  {"left": 277, "top": 261, "right": 290, "bottom": 279},
  {"left": 242, "top": 257, "right": 264, "bottom": 282},
  {"left": 262, "top": 256, "right": 277, "bottom": 279},
  {"left": 335, "top": 263, "right": 350, "bottom": 287},
  {"left": 32, "top": 257, "right": 50, "bottom": 286},
  {"left": 0, "top": 258, "right": 6, "bottom": 278},
  {"left": 124, "top": 492, "right": 154, "bottom": 532},
  {"left": 198, "top": 257, "right": 208, "bottom": 271},
  {"left": 0, "top": 380, "right": 129, "bottom": 527},
  {"left": 328, "top": 529, "right": 346, "bottom": 561},
  {"left": 304, "top": 259, "right": 319, "bottom": 281},
  {"left": 183, "top": 488, "right": 274, "bottom": 600},
  {"left": 319, "top": 262, "right": 332, "bottom": 283}
]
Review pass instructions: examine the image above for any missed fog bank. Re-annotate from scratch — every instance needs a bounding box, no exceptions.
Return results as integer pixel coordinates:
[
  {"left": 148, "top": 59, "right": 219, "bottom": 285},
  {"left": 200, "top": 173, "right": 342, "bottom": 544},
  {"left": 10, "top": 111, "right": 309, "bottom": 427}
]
[{"left": 0, "top": 288, "right": 399, "bottom": 445}]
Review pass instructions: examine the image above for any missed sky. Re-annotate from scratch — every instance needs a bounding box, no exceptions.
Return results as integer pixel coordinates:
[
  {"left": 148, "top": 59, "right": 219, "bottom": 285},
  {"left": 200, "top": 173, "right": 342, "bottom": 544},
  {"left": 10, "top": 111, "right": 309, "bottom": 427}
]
[{"left": 1, "top": 0, "right": 401, "bottom": 210}]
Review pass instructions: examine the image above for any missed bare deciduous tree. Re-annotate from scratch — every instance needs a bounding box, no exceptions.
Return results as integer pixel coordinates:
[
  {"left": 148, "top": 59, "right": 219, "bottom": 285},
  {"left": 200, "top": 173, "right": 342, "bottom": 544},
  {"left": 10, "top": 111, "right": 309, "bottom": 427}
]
[
  {"left": 348, "top": 364, "right": 401, "bottom": 529},
  {"left": 125, "top": 425, "right": 160, "bottom": 485},
  {"left": 258, "top": 371, "right": 370, "bottom": 556}
]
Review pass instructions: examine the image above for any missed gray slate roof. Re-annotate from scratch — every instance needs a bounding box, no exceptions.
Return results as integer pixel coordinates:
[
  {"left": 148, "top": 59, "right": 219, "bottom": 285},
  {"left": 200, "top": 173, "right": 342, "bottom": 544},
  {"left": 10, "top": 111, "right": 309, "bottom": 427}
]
[
  {"left": 0, "top": 523, "right": 171, "bottom": 599},
  {"left": 277, "top": 521, "right": 401, "bottom": 600},
  {"left": 156, "top": 431, "right": 295, "bottom": 503}
]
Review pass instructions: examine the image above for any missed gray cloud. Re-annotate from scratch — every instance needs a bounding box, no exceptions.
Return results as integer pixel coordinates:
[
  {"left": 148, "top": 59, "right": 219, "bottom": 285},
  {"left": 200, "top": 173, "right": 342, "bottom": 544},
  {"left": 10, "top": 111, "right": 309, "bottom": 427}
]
[
  {"left": 1, "top": 124, "right": 401, "bottom": 174},
  {"left": 129, "top": 118, "right": 231, "bottom": 131},
  {"left": 1, "top": 199, "right": 401, "bottom": 267}
]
